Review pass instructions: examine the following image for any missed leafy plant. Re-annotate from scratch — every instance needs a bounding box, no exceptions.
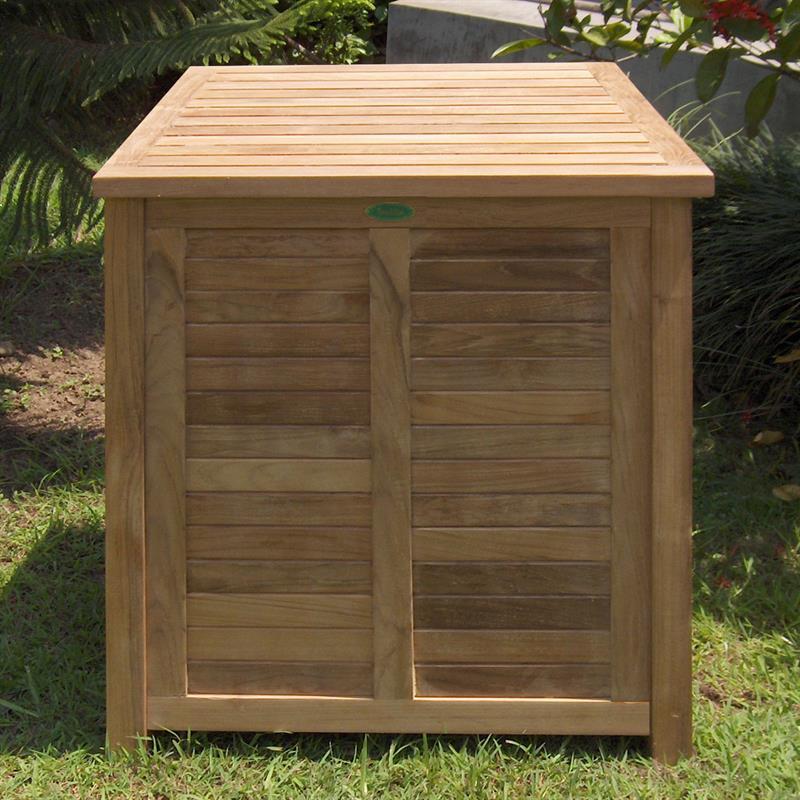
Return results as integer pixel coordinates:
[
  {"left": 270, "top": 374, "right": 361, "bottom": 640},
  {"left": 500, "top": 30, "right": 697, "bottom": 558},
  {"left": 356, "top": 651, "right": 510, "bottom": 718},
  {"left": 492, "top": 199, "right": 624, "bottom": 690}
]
[
  {"left": 0, "top": 0, "right": 368, "bottom": 255},
  {"left": 692, "top": 131, "right": 800, "bottom": 416},
  {"left": 493, "top": 0, "right": 800, "bottom": 135}
]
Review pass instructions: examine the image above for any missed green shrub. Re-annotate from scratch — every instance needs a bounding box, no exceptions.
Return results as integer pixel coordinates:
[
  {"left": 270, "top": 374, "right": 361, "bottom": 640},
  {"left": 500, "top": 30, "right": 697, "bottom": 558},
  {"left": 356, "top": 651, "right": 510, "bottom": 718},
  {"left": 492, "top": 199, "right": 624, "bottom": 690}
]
[{"left": 692, "top": 133, "right": 800, "bottom": 417}]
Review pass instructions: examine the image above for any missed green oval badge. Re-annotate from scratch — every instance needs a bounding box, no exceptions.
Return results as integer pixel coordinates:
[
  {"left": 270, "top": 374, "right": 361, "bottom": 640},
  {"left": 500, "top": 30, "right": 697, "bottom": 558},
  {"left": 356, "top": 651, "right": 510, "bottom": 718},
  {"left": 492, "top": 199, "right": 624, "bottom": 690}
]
[{"left": 366, "top": 202, "right": 414, "bottom": 222}]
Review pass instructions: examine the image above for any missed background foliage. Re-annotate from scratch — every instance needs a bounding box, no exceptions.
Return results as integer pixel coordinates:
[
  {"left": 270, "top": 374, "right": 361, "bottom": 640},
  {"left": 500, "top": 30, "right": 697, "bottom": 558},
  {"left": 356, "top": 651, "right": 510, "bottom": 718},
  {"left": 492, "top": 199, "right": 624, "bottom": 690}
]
[
  {"left": 0, "top": 0, "right": 382, "bottom": 256},
  {"left": 692, "top": 131, "right": 800, "bottom": 417},
  {"left": 494, "top": 0, "right": 800, "bottom": 135}
]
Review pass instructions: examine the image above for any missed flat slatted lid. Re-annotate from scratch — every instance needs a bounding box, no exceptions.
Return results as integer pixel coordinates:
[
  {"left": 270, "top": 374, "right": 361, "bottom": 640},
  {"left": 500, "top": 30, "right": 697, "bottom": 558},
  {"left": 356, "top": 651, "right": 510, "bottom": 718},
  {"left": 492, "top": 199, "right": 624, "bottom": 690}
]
[{"left": 93, "top": 63, "right": 713, "bottom": 198}]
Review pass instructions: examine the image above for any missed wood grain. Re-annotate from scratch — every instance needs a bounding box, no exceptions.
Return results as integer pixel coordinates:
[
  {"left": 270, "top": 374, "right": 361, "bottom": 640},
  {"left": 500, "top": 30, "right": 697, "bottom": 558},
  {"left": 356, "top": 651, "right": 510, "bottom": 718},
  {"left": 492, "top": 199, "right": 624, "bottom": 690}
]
[
  {"left": 187, "top": 526, "right": 372, "bottom": 561},
  {"left": 186, "top": 458, "right": 371, "bottom": 492},
  {"left": 370, "top": 227, "right": 414, "bottom": 700},
  {"left": 186, "top": 492, "right": 371, "bottom": 526},
  {"left": 186, "top": 323, "right": 368, "bottom": 357},
  {"left": 186, "top": 391, "right": 369, "bottom": 425},
  {"left": 650, "top": 198, "right": 694, "bottom": 763},
  {"left": 412, "top": 228, "right": 609, "bottom": 259},
  {"left": 412, "top": 459, "right": 609, "bottom": 494},
  {"left": 187, "top": 592, "right": 372, "bottom": 628},
  {"left": 414, "top": 630, "right": 610, "bottom": 664},
  {"left": 187, "top": 560, "right": 371, "bottom": 593},
  {"left": 104, "top": 199, "right": 146, "bottom": 748},
  {"left": 412, "top": 358, "right": 609, "bottom": 391},
  {"left": 411, "top": 323, "right": 609, "bottom": 358},
  {"left": 146, "top": 197, "right": 650, "bottom": 229},
  {"left": 186, "top": 358, "right": 369, "bottom": 391},
  {"left": 148, "top": 695, "right": 650, "bottom": 736},
  {"left": 413, "top": 494, "right": 610, "bottom": 527},
  {"left": 185, "top": 258, "right": 367, "bottom": 291},
  {"left": 186, "top": 228, "right": 368, "bottom": 258},
  {"left": 412, "top": 528, "right": 610, "bottom": 562},
  {"left": 412, "top": 291, "right": 609, "bottom": 323},
  {"left": 411, "top": 259, "right": 609, "bottom": 292},
  {"left": 416, "top": 665, "right": 610, "bottom": 698},
  {"left": 414, "top": 596, "right": 609, "bottom": 630},
  {"left": 412, "top": 392, "right": 610, "bottom": 425},
  {"left": 413, "top": 563, "right": 610, "bottom": 596},
  {"left": 188, "top": 627, "right": 372, "bottom": 662},
  {"left": 610, "top": 227, "right": 652, "bottom": 703},
  {"left": 186, "top": 291, "right": 368, "bottom": 322},
  {"left": 411, "top": 425, "right": 609, "bottom": 460},
  {"left": 188, "top": 661, "right": 372, "bottom": 697},
  {"left": 187, "top": 425, "right": 370, "bottom": 459},
  {"left": 144, "top": 226, "right": 187, "bottom": 698}
]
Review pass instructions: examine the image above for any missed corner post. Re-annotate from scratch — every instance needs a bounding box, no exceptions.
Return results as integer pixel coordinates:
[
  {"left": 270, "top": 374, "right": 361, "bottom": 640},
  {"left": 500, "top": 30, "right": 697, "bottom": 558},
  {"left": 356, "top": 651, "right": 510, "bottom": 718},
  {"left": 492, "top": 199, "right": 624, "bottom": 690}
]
[
  {"left": 104, "top": 198, "right": 147, "bottom": 749},
  {"left": 650, "top": 198, "right": 694, "bottom": 763}
]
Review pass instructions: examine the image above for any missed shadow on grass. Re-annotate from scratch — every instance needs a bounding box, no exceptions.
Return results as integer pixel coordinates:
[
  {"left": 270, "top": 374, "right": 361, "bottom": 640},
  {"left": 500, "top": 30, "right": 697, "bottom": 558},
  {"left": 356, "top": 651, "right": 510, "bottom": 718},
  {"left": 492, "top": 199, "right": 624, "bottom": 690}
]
[
  {"left": 0, "top": 514, "right": 106, "bottom": 753},
  {"left": 692, "top": 420, "right": 800, "bottom": 636}
]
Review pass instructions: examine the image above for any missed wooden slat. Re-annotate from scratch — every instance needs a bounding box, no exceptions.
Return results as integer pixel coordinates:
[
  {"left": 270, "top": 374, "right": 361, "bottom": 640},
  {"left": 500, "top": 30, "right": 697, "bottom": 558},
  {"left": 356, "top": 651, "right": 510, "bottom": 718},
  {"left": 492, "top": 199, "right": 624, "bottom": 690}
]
[
  {"left": 413, "top": 528, "right": 610, "bottom": 562},
  {"left": 650, "top": 198, "right": 694, "bottom": 763},
  {"left": 185, "top": 258, "right": 367, "bottom": 291},
  {"left": 610, "top": 227, "right": 652, "bottom": 703},
  {"left": 412, "top": 460, "right": 609, "bottom": 494},
  {"left": 144, "top": 153, "right": 662, "bottom": 167},
  {"left": 186, "top": 291, "right": 368, "bottom": 322},
  {"left": 412, "top": 425, "right": 609, "bottom": 460},
  {"left": 413, "top": 563, "right": 610, "bottom": 596},
  {"left": 184, "top": 98, "right": 619, "bottom": 110},
  {"left": 186, "top": 323, "right": 368, "bottom": 357},
  {"left": 369, "top": 227, "right": 414, "bottom": 700},
  {"left": 186, "top": 493, "right": 371, "bottom": 526},
  {"left": 147, "top": 197, "right": 651, "bottom": 230},
  {"left": 416, "top": 665, "right": 610, "bottom": 699},
  {"left": 186, "top": 391, "right": 369, "bottom": 425},
  {"left": 414, "top": 630, "right": 610, "bottom": 664},
  {"left": 187, "top": 593, "right": 372, "bottom": 628},
  {"left": 186, "top": 358, "right": 369, "bottom": 391},
  {"left": 97, "top": 169, "right": 710, "bottom": 200},
  {"left": 104, "top": 198, "right": 146, "bottom": 748},
  {"left": 413, "top": 494, "right": 610, "bottom": 527},
  {"left": 412, "top": 228, "right": 609, "bottom": 259},
  {"left": 188, "top": 627, "right": 372, "bottom": 661},
  {"left": 149, "top": 695, "right": 650, "bottom": 736},
  {"left": 412, "top": 291, "right": 609, "bottom": 322},
  {"left": 185, "top": 228, "right": 368, "bottom": 258},
  {"left": 187, "top": 560, "right": 371, "bottom": 593},
  {"left": 189, "top": 85, "right": 612, "bottom": 98},
  {"left": 144, "top": 226, "right": 187, "bottom": 698},
  {"left": 188, "top": 661, "right": 372, "bottom": 697},
  {"left": 186, "top": 458, "right": 371, "bottom": 492},
  {"left": 154, "top": 141, "right": 656, "bottom": 155},
  {"left": 412, "top": 358, "right": 609, "bottom": 391},
  {"left": 412, "top": 323, "right": 609, "bottom": 358},
  {"left": 414, "top": 596, "right": 609, "bottom": 630},
  {"left": 412, "top": 392, "right": 610, "bottom": 425},
  {"left": 187, "top": 526, "right": 371, "bottom": 560},
  {"left": 186, "top": 425, "right": 369, "bottom": 459},
  {"left": 411, "top": 259, "right": 609, "bottom": 292}
]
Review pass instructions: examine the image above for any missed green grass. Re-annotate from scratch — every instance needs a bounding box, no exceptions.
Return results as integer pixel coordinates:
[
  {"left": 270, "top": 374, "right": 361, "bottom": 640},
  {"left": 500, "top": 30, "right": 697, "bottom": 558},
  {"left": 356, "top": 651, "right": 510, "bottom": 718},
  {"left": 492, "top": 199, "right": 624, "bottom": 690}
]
[{"left": 0, "top": 416, "right": 798, "bottom": 798}]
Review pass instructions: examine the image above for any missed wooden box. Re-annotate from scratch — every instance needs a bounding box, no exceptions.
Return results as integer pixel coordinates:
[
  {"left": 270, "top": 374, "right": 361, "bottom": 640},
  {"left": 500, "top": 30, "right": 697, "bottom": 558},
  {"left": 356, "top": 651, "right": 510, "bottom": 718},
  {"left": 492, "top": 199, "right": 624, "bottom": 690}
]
[{"left": 94, "top": 63, "right": 713, "bottom": 763}]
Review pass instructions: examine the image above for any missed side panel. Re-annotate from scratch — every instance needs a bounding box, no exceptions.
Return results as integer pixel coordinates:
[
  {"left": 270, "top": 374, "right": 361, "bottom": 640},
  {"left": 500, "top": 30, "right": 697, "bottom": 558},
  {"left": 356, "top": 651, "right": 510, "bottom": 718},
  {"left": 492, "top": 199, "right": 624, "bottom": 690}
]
[
  {"left": 408, "top": 227, "right": 615, "bottom": 699},
  {"left": 105, "top": 198, "right": 147, "bottom": 748},
  {"left": 180, "top": 226, "right": 374, "bottom": 698}
]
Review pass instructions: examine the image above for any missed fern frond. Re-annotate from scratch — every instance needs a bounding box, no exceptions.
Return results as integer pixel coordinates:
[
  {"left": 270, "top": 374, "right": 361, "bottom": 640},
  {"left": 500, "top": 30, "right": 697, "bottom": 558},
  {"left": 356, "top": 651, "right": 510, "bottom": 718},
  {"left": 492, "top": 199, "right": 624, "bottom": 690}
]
[{"left": 0, "top": 123, "right": 99, "bottom": 257}]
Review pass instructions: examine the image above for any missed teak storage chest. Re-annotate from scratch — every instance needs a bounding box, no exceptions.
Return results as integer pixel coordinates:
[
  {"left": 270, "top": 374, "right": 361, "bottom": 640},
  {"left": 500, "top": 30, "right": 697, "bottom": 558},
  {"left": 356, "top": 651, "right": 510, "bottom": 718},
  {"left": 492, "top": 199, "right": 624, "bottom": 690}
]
[{"left": 94, "top": 62, "right": 714, "bottom": 763}]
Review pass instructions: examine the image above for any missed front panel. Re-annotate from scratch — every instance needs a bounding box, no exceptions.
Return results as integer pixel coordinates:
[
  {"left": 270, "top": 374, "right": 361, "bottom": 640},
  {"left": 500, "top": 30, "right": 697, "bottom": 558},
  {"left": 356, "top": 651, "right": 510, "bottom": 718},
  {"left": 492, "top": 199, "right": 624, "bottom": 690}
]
[{"left": 141, "top": 199, "right": 652, "bottom": 734}]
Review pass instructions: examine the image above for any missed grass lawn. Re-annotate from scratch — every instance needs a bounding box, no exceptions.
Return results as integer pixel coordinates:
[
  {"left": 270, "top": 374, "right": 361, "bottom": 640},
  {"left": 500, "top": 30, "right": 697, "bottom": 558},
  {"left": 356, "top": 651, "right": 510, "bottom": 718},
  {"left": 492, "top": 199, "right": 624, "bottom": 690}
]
[{"left": 1, "top": 247, "right": 799, "bottom": 799}]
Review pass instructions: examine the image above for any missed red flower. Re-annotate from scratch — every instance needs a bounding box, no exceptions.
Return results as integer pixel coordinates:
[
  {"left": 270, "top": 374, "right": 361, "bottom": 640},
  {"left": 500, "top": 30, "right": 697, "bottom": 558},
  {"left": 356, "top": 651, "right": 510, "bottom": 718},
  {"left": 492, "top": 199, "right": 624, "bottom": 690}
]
[{"left": 704, "top": 0, "right": 776, "bottom": 40}]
